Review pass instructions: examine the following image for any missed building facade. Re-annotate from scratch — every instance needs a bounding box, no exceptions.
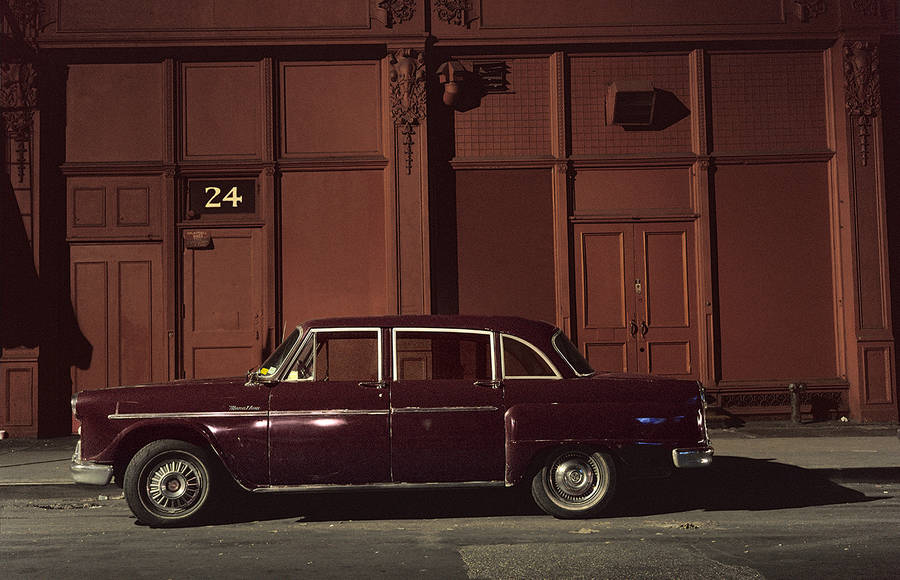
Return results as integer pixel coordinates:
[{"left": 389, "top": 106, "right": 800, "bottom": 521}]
[{"left": 1, "top": 0, "right": 898, "bottom": 436}]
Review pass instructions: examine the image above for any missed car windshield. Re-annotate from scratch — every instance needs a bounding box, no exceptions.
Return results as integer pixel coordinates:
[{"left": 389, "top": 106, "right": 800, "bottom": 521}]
[
  {"left": 258, "top": 327, "right": 301, "bottom": 377},
  {"left": 552, "top": 330, "right": 595, "bottom": 377}
]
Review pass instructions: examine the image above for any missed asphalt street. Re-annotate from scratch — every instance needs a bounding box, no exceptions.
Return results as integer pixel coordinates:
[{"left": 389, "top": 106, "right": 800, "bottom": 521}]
[{"left": 2, "top": 423, "right": 899, "bottom": 579}]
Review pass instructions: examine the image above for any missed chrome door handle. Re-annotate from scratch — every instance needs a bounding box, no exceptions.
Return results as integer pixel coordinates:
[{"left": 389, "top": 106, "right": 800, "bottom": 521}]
[
  {"left": 474, "top": 380, "right": 501, "bottom": 389},
  {"left": 358, "top": 381, "right": 387, "bottom": 389}
]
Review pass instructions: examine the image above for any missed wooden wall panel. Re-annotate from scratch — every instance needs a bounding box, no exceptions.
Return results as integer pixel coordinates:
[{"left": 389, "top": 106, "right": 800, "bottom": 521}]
[
  {"left": 456, "top": 169, "right": 555, "bottom": 324},
  {"left": 1, "top": 365, "right": 36, "bottom": 426},
  {"left": 862, "top": 344, "right": 894, "bottom": 405},
  {"left": 570, "top": 55, "right": 692, "bottom": 156},
  {"left": 710, "top": 52, "right": 827, "bottom": 154},
  {"left": 281, "top": 62, "right": 382, "bottom": 158},
  {"left": 280, "top": 171, "right": 388, "bottom": 328},
  {"left": 118, "top": 261, "right": 154, "bottom": 385},
  {"left": 479, "top": 1, "right": 784, "bottom": 28},
  {"left": 66, "top": 63, "right": 165, "bottom": 163},
  {"left": 67, "top": 176, "right": 162, "bottom": 239},
  {"left": 454, "top": 58, "right": 550, "bottom": 159},
  {"left": 573, "top": 167, "right": 692, "bottom": 217},
  {"left": 71, "top": 259, "right": 109, "bottom": 392},
  {"left": 714, "top": 163, "right": 837, "bottom": 382},
  {"left": 56, "top": 0, "right": 370, "bottom": 32},
  {"left": 182, "top": 63, "right": 263, "bottom": 160}
]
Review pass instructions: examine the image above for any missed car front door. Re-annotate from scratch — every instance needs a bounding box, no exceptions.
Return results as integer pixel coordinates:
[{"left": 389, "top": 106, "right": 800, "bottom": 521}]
[
  {"left": 389, "top": 328, "right": 506, "bottom": 483},
  {"left": 268, "top": 328, "right": 390, "bottom": 486}
]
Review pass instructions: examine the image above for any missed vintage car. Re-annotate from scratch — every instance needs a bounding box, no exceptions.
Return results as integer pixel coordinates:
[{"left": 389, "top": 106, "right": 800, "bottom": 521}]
[{"left": 71, "top": 315, "right": 712, "bottom": 526}]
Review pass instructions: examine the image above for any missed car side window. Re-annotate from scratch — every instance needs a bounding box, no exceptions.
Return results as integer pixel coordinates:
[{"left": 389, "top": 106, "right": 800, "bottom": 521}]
[
  {"left": 501, "top": 334, "right": 558, "bottom": 378},
  {"left": 395, "top": 331, "right": 491, "bottom": 381},
  {"left": 286, "top": 330, "right": 378, "bottom": 382}
]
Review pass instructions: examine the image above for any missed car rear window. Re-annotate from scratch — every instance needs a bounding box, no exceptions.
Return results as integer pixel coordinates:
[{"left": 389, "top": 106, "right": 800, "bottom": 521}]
[{"left": 552, "top": 330, "right": 595, "bottom": 377}]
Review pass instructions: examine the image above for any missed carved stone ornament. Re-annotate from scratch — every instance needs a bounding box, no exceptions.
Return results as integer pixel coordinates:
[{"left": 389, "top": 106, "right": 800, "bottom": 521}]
[
  {"left": 389, "top": 49, "right": 427, "bottom": 174},
  {"left": 434, "top": 0, "right": 473, "bottom": 27},
  {"left": 843, "top": 41, "right": 881, "bottom": 166},
  {"left": 851, "top": 0, "right": 879, "bottom": 16},
  {"left": 793, "top": 0, "right": 827, "bottom": 22},
  {"left": 1, "top": 0, "right": 44, "bottom": 181},
  {"left": 375, "top": 0, "right": 415, "bottom": 28}
]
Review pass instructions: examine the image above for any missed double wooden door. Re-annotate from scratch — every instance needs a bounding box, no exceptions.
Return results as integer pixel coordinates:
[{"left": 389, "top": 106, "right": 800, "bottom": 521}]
[{"left": 573, "top": 222, "right": 698, "bottom": 379}]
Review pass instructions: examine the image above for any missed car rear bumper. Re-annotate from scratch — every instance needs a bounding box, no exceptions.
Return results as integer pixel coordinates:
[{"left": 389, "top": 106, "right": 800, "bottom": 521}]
[
  {"left": 672, "top": 446, "right": 714, "bottom": 468},
  {"left": 70, "top": 439, "right": 114, "bottom": 485}
]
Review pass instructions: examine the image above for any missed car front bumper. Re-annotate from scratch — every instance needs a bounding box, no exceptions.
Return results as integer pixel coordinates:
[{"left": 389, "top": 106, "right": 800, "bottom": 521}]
[
  {"left": 70, "top": 439, "right": 113, "bottom": 485},
  {"left": 672, "top": 446, "right": 714, "bottom": 468}
]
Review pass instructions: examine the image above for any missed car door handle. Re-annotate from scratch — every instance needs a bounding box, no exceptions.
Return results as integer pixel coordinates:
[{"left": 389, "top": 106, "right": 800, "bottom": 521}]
[
  {"left": 358, "top": 381, "right": 387, "bottom": 389},
  {"left": 474, "top": 380, "right": 501, "bottom": 389}
]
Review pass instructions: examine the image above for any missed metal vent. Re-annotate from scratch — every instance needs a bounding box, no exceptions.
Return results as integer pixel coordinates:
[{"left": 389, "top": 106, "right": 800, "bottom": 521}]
[{"left": 473, "top": 61, "right": 510, "bottom": 93}]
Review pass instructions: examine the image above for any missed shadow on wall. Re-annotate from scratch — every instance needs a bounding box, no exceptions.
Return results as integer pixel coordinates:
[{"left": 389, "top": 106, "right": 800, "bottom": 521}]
[
  {"left": 1, "top": 171, "right": 43, "bottom": 349},
  {"left": 1, "top": 170, "right": 92, "bottom": 433}
]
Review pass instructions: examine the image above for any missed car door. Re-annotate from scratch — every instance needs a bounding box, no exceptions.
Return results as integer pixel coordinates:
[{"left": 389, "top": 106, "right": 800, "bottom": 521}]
[
  {"left": 268, "top": 328, "right": 390, "bottom": 486},
  {"left": 389, "top": 328, "right": 506, "bottom": 483}
]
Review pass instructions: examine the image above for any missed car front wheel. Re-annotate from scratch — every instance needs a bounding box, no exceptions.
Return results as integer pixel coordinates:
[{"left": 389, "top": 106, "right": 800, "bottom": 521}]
[
  {"left": 531, "top": 447, "right": 616, "bottom": 518},
  {"left": 124, "top": 439, "right": 216, "bottom": 527}
]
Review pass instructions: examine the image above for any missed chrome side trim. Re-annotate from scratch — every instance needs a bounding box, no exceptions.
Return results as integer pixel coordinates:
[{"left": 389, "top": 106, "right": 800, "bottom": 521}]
[
  {"left": 391, "top": 406, "right": 499, "bottom": 413},
  {"left": 269, "top": 409, "right": 389, "bottom": 416},
  {"left": 252, "top": 480, "right": 508, "bottom": 493},
  {"left": 108, "top": 411, "right": 268, "bottom": 420}
]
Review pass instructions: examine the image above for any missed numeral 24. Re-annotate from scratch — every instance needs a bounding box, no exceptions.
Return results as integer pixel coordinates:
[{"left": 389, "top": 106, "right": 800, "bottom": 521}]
[{"left": 205, "top": 186, "right": 243, "bottom": 208}]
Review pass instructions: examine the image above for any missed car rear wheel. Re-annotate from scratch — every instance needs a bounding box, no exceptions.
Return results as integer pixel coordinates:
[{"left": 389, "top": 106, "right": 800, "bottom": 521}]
[
  {"left": 124, "top": 439, "right": 216, "bottom": 527},
  {"left": 531, "top": 447, "right": 616, "bottom": 518}
]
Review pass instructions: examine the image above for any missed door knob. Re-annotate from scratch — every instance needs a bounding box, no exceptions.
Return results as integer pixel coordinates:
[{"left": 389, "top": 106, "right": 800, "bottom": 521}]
[
  {"left": 630, "top": 320, "right": 638, "bottom": 336},
  {"left": 640, "top": 321, "right": 649, "bottom": 336}
]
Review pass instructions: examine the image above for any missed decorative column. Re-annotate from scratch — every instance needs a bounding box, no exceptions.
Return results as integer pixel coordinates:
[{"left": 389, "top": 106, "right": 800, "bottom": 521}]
[
  {"left": 386, "top": 46, "right": 431, "bottom": 314},
  {"left": 1, "top": 0, "right": 43, "bottom": 437},
  {"left": 832, "top": 38, "right": 898, "bottom": 421}
]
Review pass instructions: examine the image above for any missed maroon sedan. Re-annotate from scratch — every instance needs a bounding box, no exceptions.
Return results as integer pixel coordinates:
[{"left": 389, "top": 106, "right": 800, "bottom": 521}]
[{"left": 71, "top": 315, "right": 712, "bottom": 526}]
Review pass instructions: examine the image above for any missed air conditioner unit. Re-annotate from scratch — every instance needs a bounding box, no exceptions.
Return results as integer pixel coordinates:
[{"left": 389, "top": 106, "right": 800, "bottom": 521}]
[{"left": 606, "top": 80, "right": 656, "bottom": 128}]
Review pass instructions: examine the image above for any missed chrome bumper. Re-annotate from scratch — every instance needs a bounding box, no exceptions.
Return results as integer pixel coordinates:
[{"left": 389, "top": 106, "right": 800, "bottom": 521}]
[
  {"left": 70, "top": 439, "right": 114, "bottom": 485},
  {"left": 672, "top": 446, "right": 714, "bottom": 468}
]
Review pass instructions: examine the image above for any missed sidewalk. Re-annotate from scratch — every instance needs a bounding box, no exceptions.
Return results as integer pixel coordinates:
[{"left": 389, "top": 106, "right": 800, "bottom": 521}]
[{"left": 1, "top": 423, "right": 898, "bottom": 486}]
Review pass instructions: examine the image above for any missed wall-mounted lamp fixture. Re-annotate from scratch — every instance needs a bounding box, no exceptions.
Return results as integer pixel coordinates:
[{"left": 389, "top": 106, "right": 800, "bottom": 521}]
[
  {"left": 606, "top": 80, "right": 656, "bottom": 128},
  {"left": 436, "top": 60, "right": 470, "bottom": 107}
]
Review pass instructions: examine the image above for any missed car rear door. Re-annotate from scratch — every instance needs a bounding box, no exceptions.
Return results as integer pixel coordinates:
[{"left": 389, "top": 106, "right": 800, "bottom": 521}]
[{"left": 389, "top": 328, "right": 506, "bottom": 483}]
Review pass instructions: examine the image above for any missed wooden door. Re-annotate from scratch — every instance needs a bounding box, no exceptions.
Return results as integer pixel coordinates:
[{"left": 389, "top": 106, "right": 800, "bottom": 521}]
[
  {"left": 182, "top": 228, "right": 263, "bottom": 378},
  {"left": 573, "top": 222, "right": 698, "bottom": 379},
  {"left": 71, "top": 244, "right": 167, "bottom": 429}
]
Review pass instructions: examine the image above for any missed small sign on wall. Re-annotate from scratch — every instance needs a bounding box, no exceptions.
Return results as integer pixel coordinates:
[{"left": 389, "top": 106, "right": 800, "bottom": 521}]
[{"left": 188, "top": 179, "right": 256, "bottom": 216}]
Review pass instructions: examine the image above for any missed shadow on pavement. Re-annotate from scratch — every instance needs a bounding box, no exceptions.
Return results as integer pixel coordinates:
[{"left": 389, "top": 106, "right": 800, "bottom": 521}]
[{"left": 196, "top": 455, "right": 880, "bottom": 526}]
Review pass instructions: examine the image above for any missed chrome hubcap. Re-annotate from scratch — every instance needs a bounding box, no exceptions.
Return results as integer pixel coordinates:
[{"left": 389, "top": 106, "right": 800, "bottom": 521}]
[
  {"left": 145, "top": 456, "right": 203, "bottom": 514},
  {"left": 549, "top": 452, "right": 604, "bottom": 505}
]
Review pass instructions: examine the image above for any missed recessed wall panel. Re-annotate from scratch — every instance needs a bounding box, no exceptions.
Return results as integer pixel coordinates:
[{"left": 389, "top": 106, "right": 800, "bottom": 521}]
[
  {"left": 715, "top": 163, "right": 836, "bottom": 381},
  {"left": 456, "top": 170, "right": 555, "bottom": 324},
  {"left": 574, "top": 168, "right": 692, "bottom": 216},
  {"left": 281, "top": 62, "right": 381, "bottom": 157},
  {"left": 66, "top": 63, "right": 164, "bottom": 162},
  {"left": 281, "top": 171, "right": 388, "bottom": 328},
  {"left": 183, "top": 63, "right": 262, "bottom": 160}
]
